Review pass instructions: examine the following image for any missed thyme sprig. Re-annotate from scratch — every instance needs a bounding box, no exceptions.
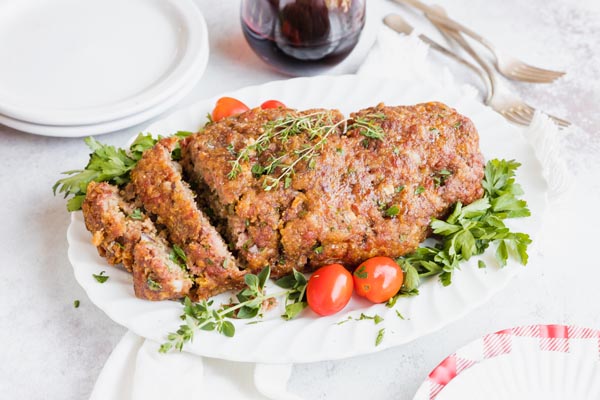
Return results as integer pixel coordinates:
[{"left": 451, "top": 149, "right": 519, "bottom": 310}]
[
  {"left": 227, "top": 111, "right": 347, "bottom": 190},
  {"left": 159, "top": 266, "right": 308, "bottom": 353},
  {"left": 348, "top": 112, "right": 386, "bottom": 140}
]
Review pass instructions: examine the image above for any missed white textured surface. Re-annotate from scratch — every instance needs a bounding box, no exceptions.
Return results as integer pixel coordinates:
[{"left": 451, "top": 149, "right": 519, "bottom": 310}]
[{"left": 0, "top": 0, "right": 599, "bottom": 399}]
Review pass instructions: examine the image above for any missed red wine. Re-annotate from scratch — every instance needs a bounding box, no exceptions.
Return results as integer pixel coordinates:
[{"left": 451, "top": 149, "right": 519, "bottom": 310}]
[{"left": 241, "top": 0, "right": 365, "bottom": 76}]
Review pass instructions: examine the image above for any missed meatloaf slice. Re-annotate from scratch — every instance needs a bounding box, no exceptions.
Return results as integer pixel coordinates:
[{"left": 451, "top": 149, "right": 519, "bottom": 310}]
[
  {"left": 82, "top": 181, "right": 193, "bottom": 300},
  {"left": 182, "top": 102, "right": 484, "bottom": 277},
  {"left": 130, "top": 136, "right": 245, "bottom": 299}
]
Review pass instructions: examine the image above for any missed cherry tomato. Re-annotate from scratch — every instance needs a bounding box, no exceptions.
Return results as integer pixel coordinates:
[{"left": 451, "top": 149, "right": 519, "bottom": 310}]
[
  {"left": 260, "top": 100, "right": 286, "bottom": 109},
  {"left": 353, "top": 256, "right": 404, "bottom": 303},
  {"left": 307, "top": 264, "right": 353, "bottom": 316},
  {"left": 211, "top": 97, "right": 250, "bottom": 122}
]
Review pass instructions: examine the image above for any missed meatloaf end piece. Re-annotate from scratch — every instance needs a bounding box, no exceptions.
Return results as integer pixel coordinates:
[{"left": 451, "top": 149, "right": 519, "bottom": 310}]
[
  {"left": 82, "top": 181, "right": 193, "bottom": 300},
  {"left": 130, "top": 136, "right": 245, "bottom": 299},
  {"left": 281, "top": 102, "right": 484, "bottom": 267}
]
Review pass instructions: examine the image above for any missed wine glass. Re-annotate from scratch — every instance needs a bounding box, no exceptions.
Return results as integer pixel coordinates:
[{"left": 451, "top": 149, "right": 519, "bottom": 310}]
[{"left": 241, "top": 0, "right": 366, "bottom": 76}]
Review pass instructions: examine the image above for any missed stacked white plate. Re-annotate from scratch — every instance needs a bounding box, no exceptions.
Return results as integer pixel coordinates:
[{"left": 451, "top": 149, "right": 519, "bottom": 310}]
[{"left": 0, "top": 0, "right": 209, "bottom": 137}]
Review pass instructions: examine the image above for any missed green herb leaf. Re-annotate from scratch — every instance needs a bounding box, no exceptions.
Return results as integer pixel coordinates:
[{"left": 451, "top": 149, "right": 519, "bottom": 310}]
[
  {"left": 375, "top": 328, "right": 385, "bottom": 346},
  {"left": 129, "top": 208, "right": 143, "bottom": 220},
  {"left": 282, "top": 302, "right": 307, "bottom": 320},
  {"left": 355, "top": 265, "right": 368, "bottom": 279},
  {"left": 93, "top": 271, "right": 109, "bottom": 283},
  {"left": 53, "top": 133, "right": 188, "bottom": 211},
  {"left": 220, "top": 321, "right": 235, "bottom": 337},
  {"left": 385, "top": 205, "right": 400, "bottom": 217},
  {"left": 73, "top": 300, "right": 80, "bottom": 308},
  {"left": 147, "top": 277, "right": 162, "bottom": 291}
]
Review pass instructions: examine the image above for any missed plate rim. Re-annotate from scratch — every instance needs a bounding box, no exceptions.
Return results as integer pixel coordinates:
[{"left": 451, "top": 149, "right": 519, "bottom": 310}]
[
  {"left": 0, "top": 0, "right": 207, "bottom": 126},
  {"left": 412, "top": 324, "right": 600, "bottom": 400}
]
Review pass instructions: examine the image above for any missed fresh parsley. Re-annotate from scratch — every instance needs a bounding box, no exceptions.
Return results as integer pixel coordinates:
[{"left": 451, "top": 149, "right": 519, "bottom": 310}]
[
  {"left": 53, "top": 132, "right": 192, "bottom": 211},
  {"left": 391, "top": 159, "right": 531, "bottom": 302},
  {"left": 73, "top": 300, "right": 80, "bottom": 308}
]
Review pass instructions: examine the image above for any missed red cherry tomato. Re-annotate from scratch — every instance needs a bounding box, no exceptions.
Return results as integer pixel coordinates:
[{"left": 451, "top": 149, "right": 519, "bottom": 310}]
[
  {"left": 307, "top": 264, "right": 353, "bottom": 316},
  {"left": 211, "top": 97, "right": 250, "bottom": 122},
  {"left": 260, "top": 100, "right": 286, "bottom": 109},
  {"left": 353, "top": 256, "right": 404, "bottom": 303}
]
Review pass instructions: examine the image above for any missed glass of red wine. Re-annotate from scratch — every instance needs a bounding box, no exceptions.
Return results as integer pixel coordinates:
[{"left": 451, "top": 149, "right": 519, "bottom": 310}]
[{"left": 241, "top": 0, "right": 366, "bottom": 76}]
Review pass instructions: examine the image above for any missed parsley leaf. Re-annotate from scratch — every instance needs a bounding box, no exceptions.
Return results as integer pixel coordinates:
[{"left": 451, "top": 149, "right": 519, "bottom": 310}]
[
  {"left": 53, "top": 133, "right": 190, "bottom": 211},
  {"left": 394, "top": 159, "right": 531, "bottom": 295}
]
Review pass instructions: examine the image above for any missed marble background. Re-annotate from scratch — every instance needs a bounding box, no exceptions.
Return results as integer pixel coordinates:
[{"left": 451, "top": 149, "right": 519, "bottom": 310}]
[{"left": 1, "top": 0, "right": 599, "bottom": 399}]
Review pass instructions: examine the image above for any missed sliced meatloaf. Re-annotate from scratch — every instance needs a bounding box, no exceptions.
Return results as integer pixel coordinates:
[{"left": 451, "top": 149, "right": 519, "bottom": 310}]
[
  {"left": 82, "top": 181, "right": 193, "bottom": 300},
  {"left": 182, "top": 102, "right": 484, "bottom": 278},
  {"left": 130, "top": 136, "right": 245, "bottom": 299},
  {"left": 182, "top": 107, "right": 347, "bottom": 277}
]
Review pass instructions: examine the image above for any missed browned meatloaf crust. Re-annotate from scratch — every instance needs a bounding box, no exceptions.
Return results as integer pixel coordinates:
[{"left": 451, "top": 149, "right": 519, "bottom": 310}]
[
  {"left": 81, "top": 101, "right": 484, "bottom": 301},
  {"left": 82, "top": 181, "right": 193, "bottom": 300},
  {"left": 182, "top": 102, "right": 484, "bottom": 279},
  {"left": 130, "top": 136, "right": 245, "bottom": 299}
]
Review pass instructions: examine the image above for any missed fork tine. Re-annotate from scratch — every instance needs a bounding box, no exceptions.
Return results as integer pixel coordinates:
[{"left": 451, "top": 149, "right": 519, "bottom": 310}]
[
  {"left": 500, "top": 111, "right": 522, "bottom": 125},
  {"left": 521, "top": 103, "right": 571, "bottom": 128},
  {"left": 513, "top": 108, "right": 535, "bottom": 125},
  {"left": 507, "top": 112, "right": 530, "bottom": 126},
  {"left": 508, "top": 67, "right": 564, "bottom": 83},
  {"left": 503, "top": 109, "right": 531, "bottom": 126},
  {"left": 513, "top": 64, "right": 566, "bottom": 77},
  {"left": 548, "top": 114, "right": 571, "bottom": 128},
  {"left": 507, "top": 72, "right": 562, "bottom": 84}
]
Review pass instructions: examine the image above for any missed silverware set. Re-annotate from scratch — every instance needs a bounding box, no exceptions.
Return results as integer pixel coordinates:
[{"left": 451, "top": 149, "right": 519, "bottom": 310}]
[{"left": 386, "top": 0, "right": 570, "bottom": 127}]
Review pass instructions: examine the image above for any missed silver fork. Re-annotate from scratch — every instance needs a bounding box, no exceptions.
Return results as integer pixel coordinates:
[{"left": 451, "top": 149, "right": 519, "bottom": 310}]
[
  {"left": 383, "top": 14, "right": 571, "bottom": 127},
  {"left": 392, "top": 0, "right": 566, "bottom": 83}
]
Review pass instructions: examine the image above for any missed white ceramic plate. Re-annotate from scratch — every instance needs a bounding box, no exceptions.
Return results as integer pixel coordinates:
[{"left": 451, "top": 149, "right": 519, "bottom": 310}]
[
  {"left": 67, "top": 75, "right": 548, "bottom": 363},
  {"left": 0, "top": 65, "right": 203, "bottom": 137},
  {"left": 413, "top": 324, "right": 600, "bottom": 400},
  {"left": 0, "top": 0, "right": 208, "bottom": 128}
]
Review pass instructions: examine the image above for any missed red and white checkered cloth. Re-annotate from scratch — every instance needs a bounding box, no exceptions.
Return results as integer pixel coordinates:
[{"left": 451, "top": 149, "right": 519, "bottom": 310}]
[{"left": 417, "top": 324, "right": 600, "bottom": 400}]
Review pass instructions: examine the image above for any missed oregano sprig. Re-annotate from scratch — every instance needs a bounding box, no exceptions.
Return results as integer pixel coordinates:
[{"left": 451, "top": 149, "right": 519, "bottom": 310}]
[{"left": 159, "top": 266, "right": 308, "bottom": 353}]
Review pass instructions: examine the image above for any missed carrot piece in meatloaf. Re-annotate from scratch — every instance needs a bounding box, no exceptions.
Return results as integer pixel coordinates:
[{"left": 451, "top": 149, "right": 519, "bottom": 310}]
[
  {"left": 130, "top": 136, "right": 244, "bottom": 300},
  {"left": 81, "top": 181, "right": 193, "bottom": 300}
]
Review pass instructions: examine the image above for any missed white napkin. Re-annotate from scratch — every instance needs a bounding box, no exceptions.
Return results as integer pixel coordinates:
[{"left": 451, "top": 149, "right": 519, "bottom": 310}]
[
  {"left": 90, "top": 332, "right": 299, "bottom": 400},
  {"left": 90, "top": 26, "right": 571, "bottom": 400}
]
